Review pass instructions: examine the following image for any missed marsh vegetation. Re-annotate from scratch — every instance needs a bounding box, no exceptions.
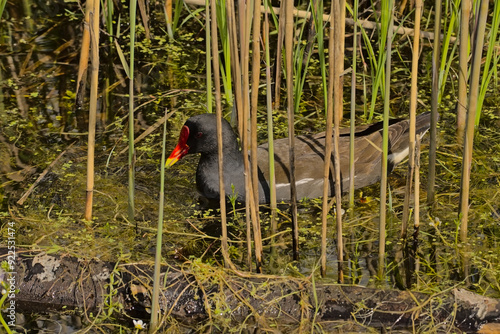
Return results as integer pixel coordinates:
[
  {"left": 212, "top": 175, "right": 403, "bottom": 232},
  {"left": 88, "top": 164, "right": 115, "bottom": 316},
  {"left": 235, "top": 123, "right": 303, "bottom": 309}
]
[{"left": 0, "top": 0, "right": 499, "bottom": 332}]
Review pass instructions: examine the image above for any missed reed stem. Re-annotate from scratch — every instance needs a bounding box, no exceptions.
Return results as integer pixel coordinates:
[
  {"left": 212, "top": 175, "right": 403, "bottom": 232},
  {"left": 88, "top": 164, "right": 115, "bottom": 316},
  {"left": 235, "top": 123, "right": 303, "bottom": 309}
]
[
  {"left": 264, "top": 0, "right": 278, "bottom": 250},
  {"left": 378, "top": 0, "right": 394, "bottom": 279},
  {"left": 84, "top": 0, "right": 100, "bottom": 221},
  {"left": 456, "top": 0, "right": 471, "bottom": 142},
  {"left": 251, "top": 0, "right": 261, "bottom": 214},
  {"left": 459, "top": 0, "right": 490, "bottom": 243},
  {"left": 349, "top": 0, "right": 358, "bottom": 213},
  {"left": 285, "top": 0, "right": 299, "bottom": 261},
  {"left": 401, "top": 0, "right": 422, "bottom": 240},
  {"left": 427, "top": 0, "right": 442, "bottom": 206},
  {"left": 332, "top": 0, "right": 345, "bottom": 283},
  {"left": 149, "top": 109, "right": 168, "bottom": 331},
  {"left": 127, "top": 0, "right": 137, "bottom": 224},
  {"left": 209, "top": 0, "right": 232, "bottom": 269},
  {"left": 321, "top": 0, "right": 335, "bottom": 277}
]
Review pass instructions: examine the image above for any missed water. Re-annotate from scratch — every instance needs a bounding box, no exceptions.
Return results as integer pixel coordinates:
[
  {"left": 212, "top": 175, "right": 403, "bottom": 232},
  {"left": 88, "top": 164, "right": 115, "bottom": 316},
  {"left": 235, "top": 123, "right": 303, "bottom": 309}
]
[{"left": 1, "top": 0, "right": 499, "bottom": 332}]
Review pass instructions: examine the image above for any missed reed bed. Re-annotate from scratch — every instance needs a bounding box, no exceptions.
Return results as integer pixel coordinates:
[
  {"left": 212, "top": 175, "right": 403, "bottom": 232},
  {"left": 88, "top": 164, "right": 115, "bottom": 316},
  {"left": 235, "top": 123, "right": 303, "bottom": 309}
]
[{"left": 1, "top": 0, "right": 499, "bottom": 331}]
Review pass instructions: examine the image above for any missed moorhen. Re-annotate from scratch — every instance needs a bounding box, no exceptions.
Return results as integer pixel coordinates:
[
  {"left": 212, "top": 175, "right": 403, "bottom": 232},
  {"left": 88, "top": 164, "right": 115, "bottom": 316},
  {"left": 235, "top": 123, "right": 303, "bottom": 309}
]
[{"left": 166, "top": 113, "right": 432, "bottom": 204}]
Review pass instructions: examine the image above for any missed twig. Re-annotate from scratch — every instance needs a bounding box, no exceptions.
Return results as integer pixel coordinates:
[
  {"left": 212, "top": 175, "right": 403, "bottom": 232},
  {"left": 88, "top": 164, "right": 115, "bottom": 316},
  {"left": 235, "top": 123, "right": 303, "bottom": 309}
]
[
  {"left": 17, "top": 143, "right": 75, "bottom": 206},
  {"left": 118, "top": 110, "right": 175, "bottom": 155}
]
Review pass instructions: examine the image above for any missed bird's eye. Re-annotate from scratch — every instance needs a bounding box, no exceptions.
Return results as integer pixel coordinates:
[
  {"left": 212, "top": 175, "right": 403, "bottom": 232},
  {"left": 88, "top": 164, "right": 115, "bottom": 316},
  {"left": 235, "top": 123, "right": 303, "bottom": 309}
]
[{"left": 195, "top": 132, "right": 203, "bottom": 138}]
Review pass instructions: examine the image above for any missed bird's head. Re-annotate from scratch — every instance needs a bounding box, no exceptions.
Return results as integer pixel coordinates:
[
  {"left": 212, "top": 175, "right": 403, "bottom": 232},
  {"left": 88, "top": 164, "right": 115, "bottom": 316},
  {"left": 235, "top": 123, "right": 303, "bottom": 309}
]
[{"left": 166, "top": 114, "right": 234, "bottom": 168}]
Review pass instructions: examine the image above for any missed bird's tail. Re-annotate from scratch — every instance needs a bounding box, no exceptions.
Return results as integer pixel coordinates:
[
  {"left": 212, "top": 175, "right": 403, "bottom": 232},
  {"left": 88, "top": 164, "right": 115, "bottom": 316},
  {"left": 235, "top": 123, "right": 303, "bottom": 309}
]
[
  {"left": 415, "top": 112, "right": 434, "bottom": 138},
  {"left": 388, "top": 112, "right": 435, "bottom": 169}
]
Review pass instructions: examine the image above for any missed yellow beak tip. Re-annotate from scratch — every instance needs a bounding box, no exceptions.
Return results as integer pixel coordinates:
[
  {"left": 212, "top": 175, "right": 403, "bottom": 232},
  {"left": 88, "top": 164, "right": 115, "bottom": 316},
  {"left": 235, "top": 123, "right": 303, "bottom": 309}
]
[{"left": 165, "top": 158, "right": 178, "bottom": 169}]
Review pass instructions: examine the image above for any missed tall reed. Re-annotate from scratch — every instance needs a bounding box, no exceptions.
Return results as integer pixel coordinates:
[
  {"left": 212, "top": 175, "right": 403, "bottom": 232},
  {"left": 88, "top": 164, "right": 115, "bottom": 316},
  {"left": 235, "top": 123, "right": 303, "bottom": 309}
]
[
  {"left": 76, "top": 0, "right": 92, "bottom": 122},
  {"left": 459, "top": 0, "right": 490, "bottom": 243},
  {"left": 457, "top": 0, "right": 470, "bottom": 142},
  {"left": 311, "top": 0, "right": 327, "bottom": 110},
  {"left": 365, "top": 0, "right": 391, "bottom": 122},
  {"left": 84, "top": 0, "right": 100, "bottom": 221},
  {"left": 413, "top": 137, "right": 421, "bottom": 278},
  {"left": 273, "top": 0, "right": 285, "bottom": 109},
  {"left": 210, "top": 0, "right": 232, "bottom": 270},
  {"left": 225, "top": 0, "right": 263, "bottom": 272},
  {"left": 475, "top": 0, "right": 500, "bottom": 125},
  {"left": 436, "top": 0, "right": 459, "bottom": 110},
  {"left": 243, "top": 0, "right": 263, "bottom": 273},
  {"left": 401, "top": 0, "right": 423, "bottom": 241},
  {"left": 292, "top": 4, "right": 313, "bottom": 116},
  {"left": 149, "top": 110, "right": 168, "bottom": 332},
  {"left": 427, "top": 0, "right": 442, "bottom": 206},
  {"left": 378, "top": 0, "right": 394, "bottom": 279},
  {"left": 284, "top": 0, "right": 299, "bottom": 261},
  {"left": 264, "top": 0, "right": 278, "bottom": 249},
  {"left": 349, "top": 0, "right": 358, "bottom": 213},
  {"left": 251, "top": 0, "right": 261, "bottom": 222},
  {"left": 332, "top": 0, "right": 346, "bottom": 283},
  {"left": 103, "top": 0, "right": 114, "bottom": 122},
  {"left": 205, "top": 0, "right": 212, "bottom": 113},
  {"left": 321, "top": 0, "right": 335, "bottom": 277},
  {"left": 214, "top": 0, "right": 233, "bottom": 106},
  {"left": 127, "top": 0, "right": 138, "bottom": 224}
]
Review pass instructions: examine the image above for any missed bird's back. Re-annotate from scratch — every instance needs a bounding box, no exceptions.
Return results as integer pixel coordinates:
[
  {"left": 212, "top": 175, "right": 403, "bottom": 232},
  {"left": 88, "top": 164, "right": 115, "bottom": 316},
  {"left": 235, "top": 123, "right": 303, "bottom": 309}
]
[{"left": 255, "top": 113, "right": 432, "bottom": 202}]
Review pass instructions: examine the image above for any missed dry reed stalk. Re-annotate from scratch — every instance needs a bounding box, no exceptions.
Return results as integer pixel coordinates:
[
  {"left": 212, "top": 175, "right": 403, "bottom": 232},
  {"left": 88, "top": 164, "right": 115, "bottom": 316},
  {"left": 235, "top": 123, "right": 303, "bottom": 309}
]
[
  {"left": 401, "top": 0, "right": 422, "bottom": 240},
  {"left": 165, "top": 0, "right": 173, "bottom": 37},
  {"left": 225, "top": 0, "right": 251, "bottom": 267},
  {"left": 209, "top": 0, "right": 233, "bottom": 270},
  {"left": 75, "top": 0, "right": 92, "bottom": 107},
  {"left": 84, "top": 0, "right": 100, "bottom": 221},
  {"left": 264, "top": 2, "right": 278, "bottom": 248},
  {"left": 226, "top": 0, "right": 263, "bottom": 272},
  {"left": 459, "top": 0, "right": 490, "bottom": 243},
  {"left": 251, "top": 0, "right": 261, "bottom": 208},
  {"left": 332, "top": 0, "right": 345, "bottom": 283},
  {"left": 241, "top": 0, "right": 263, "bottom": 273},
  {"left": 137, "top": 0, "right": 150, "bottom": 39},
  {"left": 321, "top": 0, "right": 337, "bottom": 278},
  {"left": 245, "top": 17, "right": 263, "bottom": 275}
]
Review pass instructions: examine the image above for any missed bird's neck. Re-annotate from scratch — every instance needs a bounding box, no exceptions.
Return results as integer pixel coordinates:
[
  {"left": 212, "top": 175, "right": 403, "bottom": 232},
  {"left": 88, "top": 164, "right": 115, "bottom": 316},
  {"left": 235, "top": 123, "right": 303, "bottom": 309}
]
[{"left": 196, "top": 144, "right": 246, "bottom": 200}]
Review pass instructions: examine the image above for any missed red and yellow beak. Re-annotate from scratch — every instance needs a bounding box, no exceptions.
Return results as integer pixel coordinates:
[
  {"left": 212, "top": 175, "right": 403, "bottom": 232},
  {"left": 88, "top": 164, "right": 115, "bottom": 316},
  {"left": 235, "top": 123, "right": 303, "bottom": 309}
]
[{"left": 166, "top": 125, "right": 190, "bottom": 168}]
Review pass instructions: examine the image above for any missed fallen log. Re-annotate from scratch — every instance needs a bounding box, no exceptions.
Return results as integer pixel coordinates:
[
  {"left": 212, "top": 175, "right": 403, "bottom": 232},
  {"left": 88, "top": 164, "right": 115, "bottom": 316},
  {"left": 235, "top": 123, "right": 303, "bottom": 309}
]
[{"left": 1, "top": 248, "right": 499, "bottom": 331}]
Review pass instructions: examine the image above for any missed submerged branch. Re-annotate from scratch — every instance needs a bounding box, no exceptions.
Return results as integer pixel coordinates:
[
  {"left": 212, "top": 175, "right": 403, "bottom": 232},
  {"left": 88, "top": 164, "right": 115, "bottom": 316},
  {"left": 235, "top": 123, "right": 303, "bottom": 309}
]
[{"left": 2, "top": 248, "right": 499, "bottom": 331}]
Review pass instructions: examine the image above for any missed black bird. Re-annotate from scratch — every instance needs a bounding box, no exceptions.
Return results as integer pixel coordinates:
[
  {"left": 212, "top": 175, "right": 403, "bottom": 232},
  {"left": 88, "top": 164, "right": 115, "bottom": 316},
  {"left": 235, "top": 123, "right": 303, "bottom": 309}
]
[{"left": 166, "top": 113, "right": 432, "bottom": 204}]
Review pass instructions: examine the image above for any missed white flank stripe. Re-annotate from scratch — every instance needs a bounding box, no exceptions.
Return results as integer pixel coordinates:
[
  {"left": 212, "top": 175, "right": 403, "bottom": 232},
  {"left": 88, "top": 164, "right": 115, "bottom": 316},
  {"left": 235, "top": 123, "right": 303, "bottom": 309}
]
[
  {"left": 388, "top": 147, "right": 409, "bottom": 165},
  {"left": 275, "top": 178, "right": 315, "bottom": 188}
]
